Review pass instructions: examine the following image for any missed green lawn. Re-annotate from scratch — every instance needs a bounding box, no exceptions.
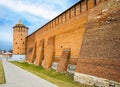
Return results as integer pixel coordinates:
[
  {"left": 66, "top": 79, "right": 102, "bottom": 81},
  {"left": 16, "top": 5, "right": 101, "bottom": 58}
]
[
  {"left": 0, "top": 60, "right": 5, "bottom": 84},
  {"left": 11, "top": 61, "right": 94, "bottom": 87}
]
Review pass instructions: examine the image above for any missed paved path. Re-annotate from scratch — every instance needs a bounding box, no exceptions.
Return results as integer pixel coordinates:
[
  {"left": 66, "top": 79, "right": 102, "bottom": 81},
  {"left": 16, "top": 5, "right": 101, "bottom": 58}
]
[{"left": 0, "top": 58, "right": 58, "bottom": 87}]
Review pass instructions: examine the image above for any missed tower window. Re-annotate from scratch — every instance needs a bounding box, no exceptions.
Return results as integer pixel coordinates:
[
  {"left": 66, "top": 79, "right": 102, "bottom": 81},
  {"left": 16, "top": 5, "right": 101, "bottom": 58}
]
[
  {"left": 16, "top": 42, "right": 17, "bottom": 44},
  {"left": 23, "top": 42, "right": 24, "bottom": 44},
  {"left": 61, "top": 45, "right": 63, "bottom": 48},
  {"left": 17, "top": 47, "right": 19, "bottom": 49},
  {"left": 21, "top": 34, "right": 22, "bottom": 36},
  {"left": 21, "top": 38, "right": 22, "bottom": 40}
]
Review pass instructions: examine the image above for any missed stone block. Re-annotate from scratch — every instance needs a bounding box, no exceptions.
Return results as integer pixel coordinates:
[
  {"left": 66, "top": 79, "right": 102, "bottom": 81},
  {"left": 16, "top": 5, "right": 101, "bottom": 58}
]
[
  {"left": 52, "top": 62, "right": 59, "bottom": 70},
  {"left": 67, "top": 64, "right": 76, "bottom": 74},
  {"left": 74, "top": 72, "right": 120, "bottom": 87},
  {"left": 57, "top": 48, "right": 71, "bottom": 72}
]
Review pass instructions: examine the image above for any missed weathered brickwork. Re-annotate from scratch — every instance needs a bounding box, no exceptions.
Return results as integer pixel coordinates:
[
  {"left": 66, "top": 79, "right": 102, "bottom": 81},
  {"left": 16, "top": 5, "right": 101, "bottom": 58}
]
[
  {"left": 75, "top": 0, "right": 120, "bottom": 85},
  {"left": 14, "top": 0, "right": 120, "bottom": 86},
  {"left": 76, "top": 58, "right": 120, "bottom": 82}
]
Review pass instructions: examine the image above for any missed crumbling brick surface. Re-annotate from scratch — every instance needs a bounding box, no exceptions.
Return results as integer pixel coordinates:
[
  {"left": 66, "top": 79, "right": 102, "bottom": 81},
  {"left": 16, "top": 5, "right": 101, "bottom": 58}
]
[
  {"left": 76, "top": 58, "right": 120, "bottom": 82},
  {"left": 80, "top": 0, "right": 120, "bottom": 58},
  {"left": 77, "top": 0, "right": 120, "bottom": 82}
]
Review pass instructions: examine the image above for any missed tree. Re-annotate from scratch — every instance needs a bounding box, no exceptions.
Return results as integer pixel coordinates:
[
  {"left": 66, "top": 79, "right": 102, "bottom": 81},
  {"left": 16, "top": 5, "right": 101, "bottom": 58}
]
[
  {"left": 8, "top": 49, "right": 13, "bottom": 53},
  {"left": 3, "top": 49, "right": 7, "bottom": 53}
]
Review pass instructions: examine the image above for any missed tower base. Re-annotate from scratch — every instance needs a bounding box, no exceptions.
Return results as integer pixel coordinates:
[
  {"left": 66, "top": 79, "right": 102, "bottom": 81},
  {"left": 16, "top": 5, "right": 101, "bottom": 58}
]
[{"left": 11, "top": 55, "right": 26, "bottom": 61}]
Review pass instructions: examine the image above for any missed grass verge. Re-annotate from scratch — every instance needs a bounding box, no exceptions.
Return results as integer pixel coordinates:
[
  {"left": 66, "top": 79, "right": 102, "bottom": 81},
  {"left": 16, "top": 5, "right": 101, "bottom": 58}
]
[
  {"left": 0, "top": 60, "right": 5, "bottom": 84},
  {"left": 11, "top": 61, "right": 94, "bottom": 87}
]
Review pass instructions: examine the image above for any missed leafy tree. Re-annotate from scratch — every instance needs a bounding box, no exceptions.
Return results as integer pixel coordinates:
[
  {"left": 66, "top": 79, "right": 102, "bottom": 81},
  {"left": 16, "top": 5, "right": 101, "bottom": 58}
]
[{"left": 8, "top": 49, "right": 13, "bottom": 53}]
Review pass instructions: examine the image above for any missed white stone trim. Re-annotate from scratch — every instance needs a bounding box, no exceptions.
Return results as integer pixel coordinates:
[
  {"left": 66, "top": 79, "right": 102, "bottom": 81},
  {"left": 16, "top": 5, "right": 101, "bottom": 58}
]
[
  {"left": 11, "top": 55, "right": 26, "bottom": 61},
  {"left": 52, "top": 62, "right": 59, "bottom": 70},
  {"left": 74, "top": 72, "right": 120, "bottom": 87}
]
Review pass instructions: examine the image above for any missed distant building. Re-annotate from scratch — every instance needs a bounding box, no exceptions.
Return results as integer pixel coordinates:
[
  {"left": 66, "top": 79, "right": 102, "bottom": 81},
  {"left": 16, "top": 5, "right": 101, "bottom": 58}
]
[{"left": 2, "top": 52, "right": 12, "bottom": 58}]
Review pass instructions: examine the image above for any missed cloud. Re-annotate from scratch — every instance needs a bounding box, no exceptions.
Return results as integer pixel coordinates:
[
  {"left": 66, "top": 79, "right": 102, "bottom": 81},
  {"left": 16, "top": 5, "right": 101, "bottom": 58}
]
[
  {"left": 0, "top": 0, "right": 79, "bottom": 20},
  {"left": 0, "top": 0, "right": 61, "bottom": 20},
  {"left": 0, "top": 0, "right": 79, "bottom": 50}
]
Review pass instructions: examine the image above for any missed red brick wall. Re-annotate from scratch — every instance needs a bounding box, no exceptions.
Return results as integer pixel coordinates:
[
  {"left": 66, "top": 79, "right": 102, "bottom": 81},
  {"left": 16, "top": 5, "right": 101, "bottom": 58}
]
[
  {"left": 26, "top": 34, "right": 35, "bottom": 62},
  {"left": 76, "top": 0, "right": 120, "bottom": 82},
  {"left": 25, "top": 0, "right": 120, "bottom": 83},
  {"left": 35, "top": 39, "right": 44, "bottom": 66},
  {"left": 26, "top": 2, "right": 88, "bottom": 66},
  {"left": 26, "top": 0, "right": 109, "bottom": 67},
  {"left": 43, "top": 36, "right": 55, "bottom": 68},
  {"left": 76, "top": 58, "right": 120, "bottom": 82}
]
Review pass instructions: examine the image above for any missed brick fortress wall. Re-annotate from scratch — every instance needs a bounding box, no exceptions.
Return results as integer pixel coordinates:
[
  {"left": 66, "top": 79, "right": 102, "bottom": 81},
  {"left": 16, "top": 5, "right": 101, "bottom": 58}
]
[
  {"left": 26, "top": 0, "right": 89, "bottom": 68},
  {"left": 25, "top": 0, "right": 120, "bottom": 86}
]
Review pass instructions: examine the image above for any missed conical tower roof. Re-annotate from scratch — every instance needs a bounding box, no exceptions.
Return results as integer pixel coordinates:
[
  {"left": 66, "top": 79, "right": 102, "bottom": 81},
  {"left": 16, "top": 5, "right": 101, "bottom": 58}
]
[
  {"left": 18, "top": 19, "right": 23, "bottom": 24},
  {"left": 13, "top": 19, "right": 28, "bottom": 29}
]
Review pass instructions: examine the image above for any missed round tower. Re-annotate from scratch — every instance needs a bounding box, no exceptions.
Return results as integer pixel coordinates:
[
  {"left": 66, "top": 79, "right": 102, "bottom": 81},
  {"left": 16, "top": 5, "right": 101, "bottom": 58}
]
[{"left": 13, "top": 19, "right": 28, "bottom": 55}]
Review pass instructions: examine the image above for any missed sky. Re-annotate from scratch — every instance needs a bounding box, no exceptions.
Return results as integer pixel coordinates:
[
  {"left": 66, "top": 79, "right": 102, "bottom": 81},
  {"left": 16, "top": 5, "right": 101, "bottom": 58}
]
[{"left": 0, "top": 0, "right": 79, "bottom": 51}]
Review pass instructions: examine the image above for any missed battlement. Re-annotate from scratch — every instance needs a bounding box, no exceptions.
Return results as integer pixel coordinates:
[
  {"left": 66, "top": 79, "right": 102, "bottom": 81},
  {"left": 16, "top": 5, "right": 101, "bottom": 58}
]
[{"left": 28, "top": 0, "right": 107, "bottom": 37}]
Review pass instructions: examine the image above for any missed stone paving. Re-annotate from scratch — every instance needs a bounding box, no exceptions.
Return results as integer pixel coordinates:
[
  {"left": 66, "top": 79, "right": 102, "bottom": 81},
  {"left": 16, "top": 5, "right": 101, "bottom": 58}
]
[{"left": 0, "top": 58, "right": 58, "bottom": 87}]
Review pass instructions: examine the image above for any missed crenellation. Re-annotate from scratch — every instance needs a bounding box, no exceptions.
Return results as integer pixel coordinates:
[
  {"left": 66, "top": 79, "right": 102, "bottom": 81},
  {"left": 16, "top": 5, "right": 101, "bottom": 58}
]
[
  {"left": 75, "top": 3, "right": 80, "bottom": 15},
  {"left": 88, "top": 0, "right": 95, "bottom": 10},
  {"left": 53, "top": 18, "right": 56, "bottom": 26},
  {"left": 49, "top": 22, "right": 52, "bottom": 29},
  {"left": 55, "top": 18, "right": 58, "bottom": 26},
  {"left": 80, "top": 2, "right": 82, "bottom": 13},
  {"left": 51, "top": 21, "right": 53, "bottom": 29},
  {"left": 58, "top": 16, "right": 61, "bottom": 24},
  {"left": 74, "top": 6, "right": 76, "bottom": 16},
  {"left": 70, "top": 7, "right": 75, "bottom": 18},
  {"left": 81, "top": 0, "right": 87, "bottom": 13},
  {"left": 86, "top": 0, "right": 88, "bottom": 11},
  {"left": 62, "top": 13, "right": 66, "bottom": 22},
  {"left": 66, "top": 10, "right": 69, "bottom": 20}
]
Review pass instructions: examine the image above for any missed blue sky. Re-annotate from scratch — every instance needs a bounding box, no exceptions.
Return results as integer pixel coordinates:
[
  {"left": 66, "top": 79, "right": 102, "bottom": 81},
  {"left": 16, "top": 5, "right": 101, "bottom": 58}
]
[{"left": 0, "top": 0, "right": 79, "bottom": 51}]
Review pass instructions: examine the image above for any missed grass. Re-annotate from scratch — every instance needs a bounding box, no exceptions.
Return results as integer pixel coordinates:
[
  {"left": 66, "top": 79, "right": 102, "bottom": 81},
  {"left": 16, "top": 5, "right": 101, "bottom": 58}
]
[
  {"left": 11, "top": 61, "right": 94, "bottom": 87},
  {"left": 0, "top": 60, "right": 5, "bottom": 84}
]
